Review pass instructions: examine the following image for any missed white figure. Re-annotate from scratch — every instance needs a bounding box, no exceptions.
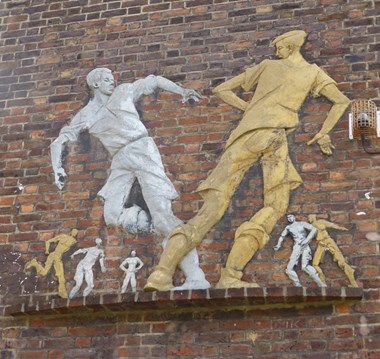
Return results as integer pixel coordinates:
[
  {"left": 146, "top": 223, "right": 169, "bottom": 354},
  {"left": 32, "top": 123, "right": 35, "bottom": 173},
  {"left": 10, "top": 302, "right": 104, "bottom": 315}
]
[
  {"left": 50, "top": 68, "right": 210, "bottom": 291},
  {"left": 69, "top": 238, "right": 106, "bottom": 298},
  {"left": 273, "top": 214, "right": 326, "bottom": 287},
  {"left": 120, "top": 250, "right": 144, "bottom": 293}
]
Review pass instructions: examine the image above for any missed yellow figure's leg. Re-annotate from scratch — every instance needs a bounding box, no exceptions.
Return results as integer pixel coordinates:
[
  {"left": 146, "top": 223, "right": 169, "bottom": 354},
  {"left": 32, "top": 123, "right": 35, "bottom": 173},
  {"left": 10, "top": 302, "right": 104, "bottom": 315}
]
[
  {"left": 312, "top": 244, "right": 327, "bottom": 284},
  {"left": 25, "top": 256, "right": 54, "bottom": 277},
  {"left": 54, "top": 260, "right": 68, "bottom": 298},
  {"left": 327, "top": 239, "right": 358, "bottom": 287},
  {"left": 145, "top": 135, "right": 260, "bottom": 292},
  {"left": 217, "top": 130, "right": 296, "bottom": 288},
  {"left": 145, "top": 190, "right": 230, "bottom": 291},
  {"left": 216, "top": 182, "right": 291, "bottom": 289}
]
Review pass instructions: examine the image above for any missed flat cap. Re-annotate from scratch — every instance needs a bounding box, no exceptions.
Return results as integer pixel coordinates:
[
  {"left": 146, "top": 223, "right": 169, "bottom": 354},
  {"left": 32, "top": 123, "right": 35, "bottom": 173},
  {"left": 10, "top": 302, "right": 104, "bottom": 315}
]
[{"left": 272, "top": 30, "right": 307, "bottom": 47}]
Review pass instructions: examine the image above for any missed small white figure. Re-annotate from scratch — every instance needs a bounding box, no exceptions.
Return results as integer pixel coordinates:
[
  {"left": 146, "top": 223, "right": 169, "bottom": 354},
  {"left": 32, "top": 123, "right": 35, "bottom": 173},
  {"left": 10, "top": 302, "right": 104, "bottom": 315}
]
[
  {"left": 120, "top": 250, "right": 144, "bottom": 293},
  {"left": 273, "top": 214, "right": 326, "bottom": 287},
  {"left": 69, "top": 238, "right": 106, "bottom": 299}
]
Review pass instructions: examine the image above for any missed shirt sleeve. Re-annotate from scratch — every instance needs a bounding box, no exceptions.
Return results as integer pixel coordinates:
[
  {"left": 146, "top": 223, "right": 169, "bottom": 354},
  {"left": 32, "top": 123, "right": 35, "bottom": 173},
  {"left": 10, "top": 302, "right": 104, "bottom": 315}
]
[
  {"left": 58, "top": 112, "right": 85, "bottom": 143},
  {"left": 311, "top": 67, "right": 336, "bottom": 98},
  {"left": 241, "top": 60, "right": 266, "bottom": 92},
  {"left": 131, "top": 75, "right": 159, "bottom": 102}
]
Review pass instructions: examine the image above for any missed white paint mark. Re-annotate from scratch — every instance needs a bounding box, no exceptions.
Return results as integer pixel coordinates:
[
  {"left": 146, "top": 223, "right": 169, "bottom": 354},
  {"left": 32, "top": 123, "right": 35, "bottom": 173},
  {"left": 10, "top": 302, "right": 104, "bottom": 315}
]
[
  {"left": 365, "top": 192, "right": 372, "bottom": 199},
  {"left": 359, "top": 315, "right": 370, "bottom": 336},
  {"left": 366, "top": 232, "right": 380, "bottom": 241},
  {"left": 356, "top": 212, "right": 367, "bottom": 216}
]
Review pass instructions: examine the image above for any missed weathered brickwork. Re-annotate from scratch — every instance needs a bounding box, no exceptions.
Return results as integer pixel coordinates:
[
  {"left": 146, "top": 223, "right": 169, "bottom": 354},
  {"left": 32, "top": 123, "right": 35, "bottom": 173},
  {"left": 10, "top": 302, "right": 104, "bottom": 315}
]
[{"left": 0, "top": 0, "right": 379, "bottom": 357}]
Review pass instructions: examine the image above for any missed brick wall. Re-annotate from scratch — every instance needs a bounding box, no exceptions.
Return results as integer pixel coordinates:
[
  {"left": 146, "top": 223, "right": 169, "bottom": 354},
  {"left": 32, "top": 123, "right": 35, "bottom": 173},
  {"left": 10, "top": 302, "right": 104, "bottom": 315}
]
[{"left": 0, "top": 0, "right": 379, "bottom": 357}]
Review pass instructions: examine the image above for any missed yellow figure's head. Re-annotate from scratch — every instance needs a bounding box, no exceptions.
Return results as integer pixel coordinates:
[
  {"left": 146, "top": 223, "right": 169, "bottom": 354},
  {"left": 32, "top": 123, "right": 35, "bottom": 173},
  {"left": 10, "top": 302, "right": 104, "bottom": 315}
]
[
  {"left": 273, "top": 30, "right": 307, "bottom": 59},
  {"left": 70, "top": 229, "right": 79, "bottom": 237}
]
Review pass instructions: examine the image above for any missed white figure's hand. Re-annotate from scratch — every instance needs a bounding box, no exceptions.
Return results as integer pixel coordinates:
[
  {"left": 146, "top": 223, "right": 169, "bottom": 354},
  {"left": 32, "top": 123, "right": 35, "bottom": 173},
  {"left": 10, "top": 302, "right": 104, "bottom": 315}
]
[
  {"left": 101, "top": 267, "right": 106, "bottom": 273},
  {"left": 181, "top": 89, "right": 203, "bottom": 103},
  {"left": 54, "top": 168, "right": 67, "bottom": 189},
  {"left": 273, "top": 244, "right": 281, "bottom": 251}
]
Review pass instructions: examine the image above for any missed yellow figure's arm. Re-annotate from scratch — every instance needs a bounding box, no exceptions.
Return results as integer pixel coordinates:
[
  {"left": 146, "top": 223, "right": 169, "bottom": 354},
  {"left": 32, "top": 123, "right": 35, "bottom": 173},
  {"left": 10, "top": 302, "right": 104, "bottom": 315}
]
[
  {"left": 325, "top": 221, "right": 348, "bottom": 231},
  {"left": 212, "top": 73, "right": 249, "bottom": 112},
  {"left": 45, "top": 235, "right": 62, "bottom": 254},
  {"left": 307, "top": 84, "right": 350, "bottom": 155}
]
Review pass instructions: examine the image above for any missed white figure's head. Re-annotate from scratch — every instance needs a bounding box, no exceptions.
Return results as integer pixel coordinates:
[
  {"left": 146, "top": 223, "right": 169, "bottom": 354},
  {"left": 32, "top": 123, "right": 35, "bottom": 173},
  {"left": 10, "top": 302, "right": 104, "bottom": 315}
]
[
  {"left": 130, "top": 250, "right": 136, "bottom": 257},
  {"left": 272, "top": 30, "right": 306, "bottom": 59},
  {"left": 86, "top": 68, "right": 115, "bottom": 96},
  {"left": 287, "top": 214, "right": 296, "bottom": 223},
  {"left": 95, "top": 238, "right": 102, "bottom": 247}
]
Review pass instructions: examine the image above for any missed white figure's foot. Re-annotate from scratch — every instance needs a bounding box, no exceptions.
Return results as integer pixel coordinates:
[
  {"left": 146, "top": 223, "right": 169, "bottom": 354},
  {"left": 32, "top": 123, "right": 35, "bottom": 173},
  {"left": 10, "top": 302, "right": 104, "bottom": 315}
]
[{"left": 173, "top": 279, "right": 211, "bottom": 291}]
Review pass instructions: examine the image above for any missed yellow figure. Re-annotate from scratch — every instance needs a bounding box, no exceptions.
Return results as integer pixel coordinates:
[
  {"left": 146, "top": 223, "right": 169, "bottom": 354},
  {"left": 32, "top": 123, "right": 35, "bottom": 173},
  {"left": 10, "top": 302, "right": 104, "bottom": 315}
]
[
  {"left": 308, "top": 215, "right": 358, "bottom": 287},
  {"left": 25, "top": 229, "right": 78, "bottom": 298},
  {"left": 145, "top": 30, "right": 350, "bottom": 291}
]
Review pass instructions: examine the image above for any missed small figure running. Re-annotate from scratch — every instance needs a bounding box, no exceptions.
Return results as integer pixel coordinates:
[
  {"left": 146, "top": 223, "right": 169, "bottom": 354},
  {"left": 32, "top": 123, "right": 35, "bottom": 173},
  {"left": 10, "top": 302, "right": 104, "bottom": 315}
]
[
  {"left": 274, "top": 214, "right": 326, "bottom": 287},
  {"left": 25, "top": 229, "right": 78, "bottom": 298},
  {"left": 308, "top": 214, "right": 358, "bottom": 287},
  {"left": 120, "top": 250, "right": 144, "bottom": 293},
  {"left": 69, "top": 238, "right": 106, "bottom": 298}
]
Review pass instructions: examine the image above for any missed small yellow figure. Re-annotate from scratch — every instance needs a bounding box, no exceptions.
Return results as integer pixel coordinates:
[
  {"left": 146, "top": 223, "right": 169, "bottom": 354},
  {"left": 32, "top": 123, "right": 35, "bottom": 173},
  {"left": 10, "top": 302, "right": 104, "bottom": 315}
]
[
  {"left": 25, "top": 229, "right": 78, "bottom": 298},
  {"left": 308, "top": 215, "right": 358, "bottom": 287}
]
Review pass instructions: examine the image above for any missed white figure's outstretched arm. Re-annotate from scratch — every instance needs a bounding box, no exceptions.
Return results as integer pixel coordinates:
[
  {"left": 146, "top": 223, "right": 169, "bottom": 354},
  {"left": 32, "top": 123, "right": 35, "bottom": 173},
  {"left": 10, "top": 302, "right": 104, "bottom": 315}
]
[
  {"left": 99, "top": 251, "right": 106, "bottom": 273},
  {"left": 274, "top": 227, "right": 289, "bottom": 251},
  {"left": 50, "top": 135, "right": 69, "bottom": 190},
  {"left": 132, "top": 75, "right": 202, "bottom": 104},
  {"left": 50, "top": 113, "right": 84, "bottom": 189},
  {"left": 70, "top": 248, "right": 87, "bottom": 260}
]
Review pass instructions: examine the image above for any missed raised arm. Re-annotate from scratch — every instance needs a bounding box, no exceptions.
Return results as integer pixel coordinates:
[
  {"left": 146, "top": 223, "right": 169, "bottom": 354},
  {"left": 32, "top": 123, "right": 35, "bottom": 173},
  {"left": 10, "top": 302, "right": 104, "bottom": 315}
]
[
  {"left": 132, "top": 75, "right": 202, "bottom": 103},
  {"left": 307, "top": 83, "right": 350, "bottom": 155}
]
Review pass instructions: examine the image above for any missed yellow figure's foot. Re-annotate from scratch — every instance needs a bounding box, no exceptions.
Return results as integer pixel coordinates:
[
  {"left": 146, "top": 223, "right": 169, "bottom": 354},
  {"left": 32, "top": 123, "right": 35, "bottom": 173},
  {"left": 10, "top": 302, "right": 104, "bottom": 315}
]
[
  {"left": 25, "top": 258, "right": 37, "bottom": 271},
  {"left": 144, "top": 269, "right": 174, "bottom": 292},
  {"left": 58, "top": 291, "right": 68, "bottom": 299},
  {"left": 215, "top": 268, "right": 260, "bottom": 289}
]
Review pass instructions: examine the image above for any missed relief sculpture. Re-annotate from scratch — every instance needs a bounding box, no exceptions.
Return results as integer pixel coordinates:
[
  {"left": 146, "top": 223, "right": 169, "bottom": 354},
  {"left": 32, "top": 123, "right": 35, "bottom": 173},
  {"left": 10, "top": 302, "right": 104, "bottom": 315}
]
[
  {"left": 308, "top": 215, "right": 358, "bottom": 287},
  {"left": 145, "top": 30, "right": 350, "bottom": 291},
  {"left": 50, "top": 68, "right": 210, "bottom": 290}
]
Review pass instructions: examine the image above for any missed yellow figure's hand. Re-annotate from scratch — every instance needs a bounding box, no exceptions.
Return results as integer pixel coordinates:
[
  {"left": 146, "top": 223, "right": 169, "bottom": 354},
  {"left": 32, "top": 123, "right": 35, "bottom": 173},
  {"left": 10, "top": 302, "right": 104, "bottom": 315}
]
[{"left": 307, "top": 133, "right": 335, "bottom": 155}]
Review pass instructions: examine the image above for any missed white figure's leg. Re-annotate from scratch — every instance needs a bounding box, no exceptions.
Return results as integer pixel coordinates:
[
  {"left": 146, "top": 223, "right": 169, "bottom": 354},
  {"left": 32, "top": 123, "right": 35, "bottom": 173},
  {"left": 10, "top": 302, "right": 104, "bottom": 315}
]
[
  {"left": 301, "top": 248, "right": 326, "bottom": 287},
  {"left": 69, "top": 266, "right": 84, "bottom": 299},
  {"left": 121, "top": 273, "right": 131, "bottom": 293},
  {"left": 99, "top": 169, "right": 135, "bottom": 227},
  {"left": 83, "top": 269, "right": 94, "bottom": 297},
  {"left": 285, "top": 251, "right": 302, "bottom": 287},
  {"left": 130, "top": 274, "right": 137, "bottom": 292}
]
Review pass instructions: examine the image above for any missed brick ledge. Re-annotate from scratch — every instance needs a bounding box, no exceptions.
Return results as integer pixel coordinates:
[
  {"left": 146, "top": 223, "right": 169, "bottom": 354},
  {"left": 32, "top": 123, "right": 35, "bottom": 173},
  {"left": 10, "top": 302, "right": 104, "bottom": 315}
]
[{"left": 4, "top": 287, "right": 363, "bottom": 317}]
